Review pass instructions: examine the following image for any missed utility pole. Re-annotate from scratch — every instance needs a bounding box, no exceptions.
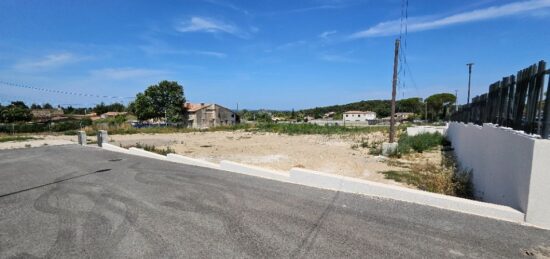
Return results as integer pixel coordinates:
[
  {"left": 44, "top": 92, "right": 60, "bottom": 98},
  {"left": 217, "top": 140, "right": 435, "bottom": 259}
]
[
  {"left": 466, "top": 63, "right": 474, "bottom": 105},
  {"left": 389, "top": 39, "right": 400, "bottom": 143}
]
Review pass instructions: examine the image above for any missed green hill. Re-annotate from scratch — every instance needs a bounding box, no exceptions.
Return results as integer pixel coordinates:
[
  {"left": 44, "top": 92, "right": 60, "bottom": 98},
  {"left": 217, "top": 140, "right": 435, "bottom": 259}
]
[{"left": 300, "top": 98, "right": 424, "bottom": 119}]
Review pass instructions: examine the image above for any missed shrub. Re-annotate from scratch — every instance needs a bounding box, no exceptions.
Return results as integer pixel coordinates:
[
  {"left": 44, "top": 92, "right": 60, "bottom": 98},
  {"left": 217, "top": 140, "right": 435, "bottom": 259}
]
[
  {"left": 397, "top": 132, "right": 444, "bottom": 154},
  {"left": 381, "top": 157, "right": 473, "bottom": 199},
  {"left": 0, "top": 119, "right": 91, "bottom": 133},
  {"left": 254, "top": 123, "right": 388, "bottom": 135},
  {"left": 134, "top": 143, "right": 175, "bottom": 155}
]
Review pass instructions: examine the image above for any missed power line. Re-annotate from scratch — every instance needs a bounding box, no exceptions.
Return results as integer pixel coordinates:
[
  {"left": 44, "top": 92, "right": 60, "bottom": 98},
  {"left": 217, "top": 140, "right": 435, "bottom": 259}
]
[
  {"left": 0, "top": 80, "right": 135, "bottom": 100},
  {"left": 396, "top": 0, "right": 419, "bottom": 98}
]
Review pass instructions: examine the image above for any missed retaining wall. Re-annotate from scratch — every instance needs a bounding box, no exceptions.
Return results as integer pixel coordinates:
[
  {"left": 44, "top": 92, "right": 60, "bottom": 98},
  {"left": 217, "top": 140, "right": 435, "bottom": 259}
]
[
  {"left": 446, "top": 122, "right": 550, "bottom": 228},
  {"left": 406, "top": 125, "right": 447, "bottom": 136}
]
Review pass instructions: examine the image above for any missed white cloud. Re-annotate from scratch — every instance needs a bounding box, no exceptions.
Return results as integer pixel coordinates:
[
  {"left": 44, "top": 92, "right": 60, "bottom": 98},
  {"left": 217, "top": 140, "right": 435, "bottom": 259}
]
[
  {"left": 175, "top": 16, "right": 249, "bottom": 38},
  {"left": 194, "top": 51, "right": 227, "bottom": 58},
  {"left": 319, "top": 30, "right": 337, "bottom": 39},
  {"left": 89, "top": 68, "right": 169, "bottom": 80},
  {"left": 202, "top": 0, "right": 250, "bottom": 15},
  {"left": 276, "top": 40, "right": 307, "bottom": 50},
  {"left": 319, "top": 53, "right": 357, "bottom": 63},
  {"left": 350, "top": 0, "right": 550, "bottom": 38},
  {"left": 14, "top": 53, "right": 82, "bottom": 70},
  {"left": 138, "top": 37, "right": 227, "bottom": 58}
]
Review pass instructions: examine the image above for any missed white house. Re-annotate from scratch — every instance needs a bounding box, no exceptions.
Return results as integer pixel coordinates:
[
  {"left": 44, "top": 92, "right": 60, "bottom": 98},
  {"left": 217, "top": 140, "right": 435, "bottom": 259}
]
[{"left": 343, "top": 111, "right": 376, "bottom": 122}]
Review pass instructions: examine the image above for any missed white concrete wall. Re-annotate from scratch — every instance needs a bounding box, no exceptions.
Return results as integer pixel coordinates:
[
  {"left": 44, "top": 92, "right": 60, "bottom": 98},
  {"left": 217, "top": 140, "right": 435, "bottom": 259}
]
[
  {"left": 447, "top": 122, "right": 550, "bottom": 228},
  {"left": 406, "top": 125, "right": 447, "bottom": 136}
]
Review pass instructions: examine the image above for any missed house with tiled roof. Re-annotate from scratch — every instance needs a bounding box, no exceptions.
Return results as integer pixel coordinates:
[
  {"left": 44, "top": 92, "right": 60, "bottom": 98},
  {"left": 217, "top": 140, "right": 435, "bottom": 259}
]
[
  {"left": 184, "top": 102, "right": 237, "bottom": 128},
  {"left": 343, "top": 110, "right": 376, "bottom": 122}
]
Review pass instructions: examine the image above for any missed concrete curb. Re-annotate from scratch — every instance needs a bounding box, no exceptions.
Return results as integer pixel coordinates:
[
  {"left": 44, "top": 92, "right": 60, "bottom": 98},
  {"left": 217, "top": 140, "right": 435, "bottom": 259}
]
[
  {"left": 289, "top": 168, "right": 344, "bottom": 190},
  {"left": 289, "top": 168, "right": 525, "bottom": 223},
  {"left": 98, "top": 143, "right": 527, "bottom": 226},
  {"left": 167, "top": 154, "right": 220, "bottom": 169},
  {"left": 220, "top": 160, "right": 290, "bottom": 182},
  {"left": 127, "top": 147, "right": 168, "bottom": 160},
  {"left": 101, "top": 143, "right": 132, "bottom": 154}
]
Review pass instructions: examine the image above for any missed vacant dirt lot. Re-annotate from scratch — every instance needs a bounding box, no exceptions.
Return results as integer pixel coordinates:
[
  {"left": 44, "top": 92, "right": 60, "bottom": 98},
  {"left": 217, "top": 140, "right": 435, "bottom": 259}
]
[
  {"left": 20, "top": 131, "right": 444, "bottom": 189},
  {"left": 106, "top": 131, "right": 416, "bottom": 186}
]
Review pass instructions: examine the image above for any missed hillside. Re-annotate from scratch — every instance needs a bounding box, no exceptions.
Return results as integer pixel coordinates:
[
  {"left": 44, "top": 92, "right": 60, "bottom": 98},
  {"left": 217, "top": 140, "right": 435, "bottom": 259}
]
[{"left": 300, "top": 98, "right": 424, "bottom": 118}]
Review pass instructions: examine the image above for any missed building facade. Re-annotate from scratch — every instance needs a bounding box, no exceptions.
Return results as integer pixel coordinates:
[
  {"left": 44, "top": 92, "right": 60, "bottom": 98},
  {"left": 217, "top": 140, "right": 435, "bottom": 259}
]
[
  {"left": 343, "top": 111, "right": 376, "bottom": 122},
  {"left": 185, "top": 103, "right": 237, "bottom": 128}
]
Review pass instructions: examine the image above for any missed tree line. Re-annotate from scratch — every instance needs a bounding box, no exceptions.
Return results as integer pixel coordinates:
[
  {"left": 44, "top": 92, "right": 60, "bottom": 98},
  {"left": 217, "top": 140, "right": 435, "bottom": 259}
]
[
  {"left": 300, "top": 93, "right": 456, "bottom": 121},
  {"left": 0, "top": 101, "right": 129, "bottom": 123},
  {"left": 1, "top": 80, "right": 456, "bottom": 124}
]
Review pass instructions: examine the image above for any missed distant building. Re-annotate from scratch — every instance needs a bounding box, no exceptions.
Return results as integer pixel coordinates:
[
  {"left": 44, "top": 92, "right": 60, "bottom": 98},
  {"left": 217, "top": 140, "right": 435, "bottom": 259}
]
[
  {"left": 343, "top": 111, "right": 376, "bottom": 122},
  {"left": 323, "top": 111, "right": 336, "bottom": 119},
  {"left": 100, "top": 112, "right": 127, "bottom": 119},
  {"left": 304, "top": 116, "right": 315, "bottom": 122},
  {"left": 185, "top": 103, "right": 237, "bottom": 128},
  {"left": 382, "top": 112, "right": 415, "bottom": 122},
  {"left": 271, "top": 116, "right": 286, "bottom": 122},
  {"left": 31, "top": 109, "right": 65, "bottom": 122},
  {"left": 395, "top": 112, "right": 415, "bottom": 121}
]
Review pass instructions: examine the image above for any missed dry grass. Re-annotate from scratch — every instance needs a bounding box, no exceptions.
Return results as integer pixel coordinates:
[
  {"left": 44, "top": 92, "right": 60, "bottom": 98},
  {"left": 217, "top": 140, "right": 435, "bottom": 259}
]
[{"left": 381, "top": 152, "right": 472, "bottom": 198}]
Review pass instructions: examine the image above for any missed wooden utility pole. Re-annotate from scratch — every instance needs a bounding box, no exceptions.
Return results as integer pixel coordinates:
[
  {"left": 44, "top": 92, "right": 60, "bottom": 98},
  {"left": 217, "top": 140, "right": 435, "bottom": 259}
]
[{"left": 389, "top": 39, "right": 400, "bottom": 143}]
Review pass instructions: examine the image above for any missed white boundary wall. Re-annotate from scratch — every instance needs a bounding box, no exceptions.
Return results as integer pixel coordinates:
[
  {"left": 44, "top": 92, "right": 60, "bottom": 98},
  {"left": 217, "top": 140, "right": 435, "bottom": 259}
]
[
  {"left": 406, "top": 125, "right": 447, "bottom": 136},
  {"left": 446, "top": 122, "right": 550, "bottom": 228}
]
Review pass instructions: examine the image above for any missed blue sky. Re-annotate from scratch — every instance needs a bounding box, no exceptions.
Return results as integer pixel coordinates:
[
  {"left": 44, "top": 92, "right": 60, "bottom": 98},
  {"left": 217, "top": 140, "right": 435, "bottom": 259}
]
[{"left": 1, "top": 0, "right": 549, "bottom": 110}]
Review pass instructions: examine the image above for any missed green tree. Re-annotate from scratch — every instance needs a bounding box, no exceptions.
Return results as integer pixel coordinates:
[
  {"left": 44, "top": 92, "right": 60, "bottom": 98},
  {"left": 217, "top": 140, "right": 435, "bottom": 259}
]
[
  {"left": 43, "top": 103, "right": 53, "bottom": 109},
  {"left": 107, "top": 102, "right": 126, "bottom": 112},
  {"left": 425, "top": 93, "right": 456, "bottom": 121},
  {"left": 397, "top": 97, "right": 424, "bottom": 114},
  {"left": 1, "top": 101, "right": 32, "bottom": 123},
  {"left": 30, "top": 103, "right": 42, "bottom": 109},
  {"left": 93, "top": 102, "right": 108, "bottom": 115},
  {"left": 93, "top": 102, "right": 126, "bottom": 115},
  {"left": 133, "top": 80, "right": 187, "bottom": 123},
  {"left": 64, "top": 106, "right": 75, "bottom": 114}
]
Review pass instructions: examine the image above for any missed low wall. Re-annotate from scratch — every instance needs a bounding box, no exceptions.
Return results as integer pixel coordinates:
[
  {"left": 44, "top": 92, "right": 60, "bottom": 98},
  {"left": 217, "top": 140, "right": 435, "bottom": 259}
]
[
  {"left": 447, "top": 122, "right": 550, "bottom": 228},
  {"left": 406, "top": 125, "right": 447, "bottom": 136}
]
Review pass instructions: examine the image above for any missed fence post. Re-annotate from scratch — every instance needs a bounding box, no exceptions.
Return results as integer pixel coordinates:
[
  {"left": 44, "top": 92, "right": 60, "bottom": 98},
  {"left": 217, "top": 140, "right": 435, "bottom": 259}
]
[
  {"left": 97, "top": 130, "right": 108, "bottom": 147},
  {"left": 78, "top": 131, "right": 86, "bottom": 145}
]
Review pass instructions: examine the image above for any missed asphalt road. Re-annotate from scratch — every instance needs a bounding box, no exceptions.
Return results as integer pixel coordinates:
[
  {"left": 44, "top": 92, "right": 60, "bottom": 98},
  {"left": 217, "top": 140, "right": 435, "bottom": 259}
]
[{"left": 1, "top": 145, "right": 549, "bottom": 258}]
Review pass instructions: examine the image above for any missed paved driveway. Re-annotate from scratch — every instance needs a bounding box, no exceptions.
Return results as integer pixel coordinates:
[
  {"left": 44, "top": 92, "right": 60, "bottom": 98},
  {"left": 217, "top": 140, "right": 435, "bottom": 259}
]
[{"left": 1, "top": 145, "right": 549, "bottom": 258}]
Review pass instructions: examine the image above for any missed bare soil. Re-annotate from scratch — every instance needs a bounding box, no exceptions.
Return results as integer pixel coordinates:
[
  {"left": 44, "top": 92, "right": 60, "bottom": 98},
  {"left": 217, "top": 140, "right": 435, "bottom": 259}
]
[{"left": 26, "top": 131, "right": 445, "bottom": 189}]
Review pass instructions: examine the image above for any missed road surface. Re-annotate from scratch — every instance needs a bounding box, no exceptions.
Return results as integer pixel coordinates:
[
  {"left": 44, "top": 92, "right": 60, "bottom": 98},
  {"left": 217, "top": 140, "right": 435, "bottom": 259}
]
[{"left": 1, "top": 145, "right": 549, "bottom": 258}]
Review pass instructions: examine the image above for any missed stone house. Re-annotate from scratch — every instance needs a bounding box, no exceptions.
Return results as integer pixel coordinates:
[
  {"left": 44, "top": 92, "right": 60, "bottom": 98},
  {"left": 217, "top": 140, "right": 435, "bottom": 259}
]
[{"left": 184, "top": 103, "right": 237, "bottom": 128}]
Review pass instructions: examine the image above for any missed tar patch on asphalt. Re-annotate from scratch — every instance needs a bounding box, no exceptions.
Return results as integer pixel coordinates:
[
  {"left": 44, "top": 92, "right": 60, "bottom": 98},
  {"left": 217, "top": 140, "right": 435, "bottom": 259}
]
[
  {"left": 95, "top": 169, "right": 112, "bottom": 173},
  {"left": 108, "top": 158, "right": 123, "bottom": 162}
]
